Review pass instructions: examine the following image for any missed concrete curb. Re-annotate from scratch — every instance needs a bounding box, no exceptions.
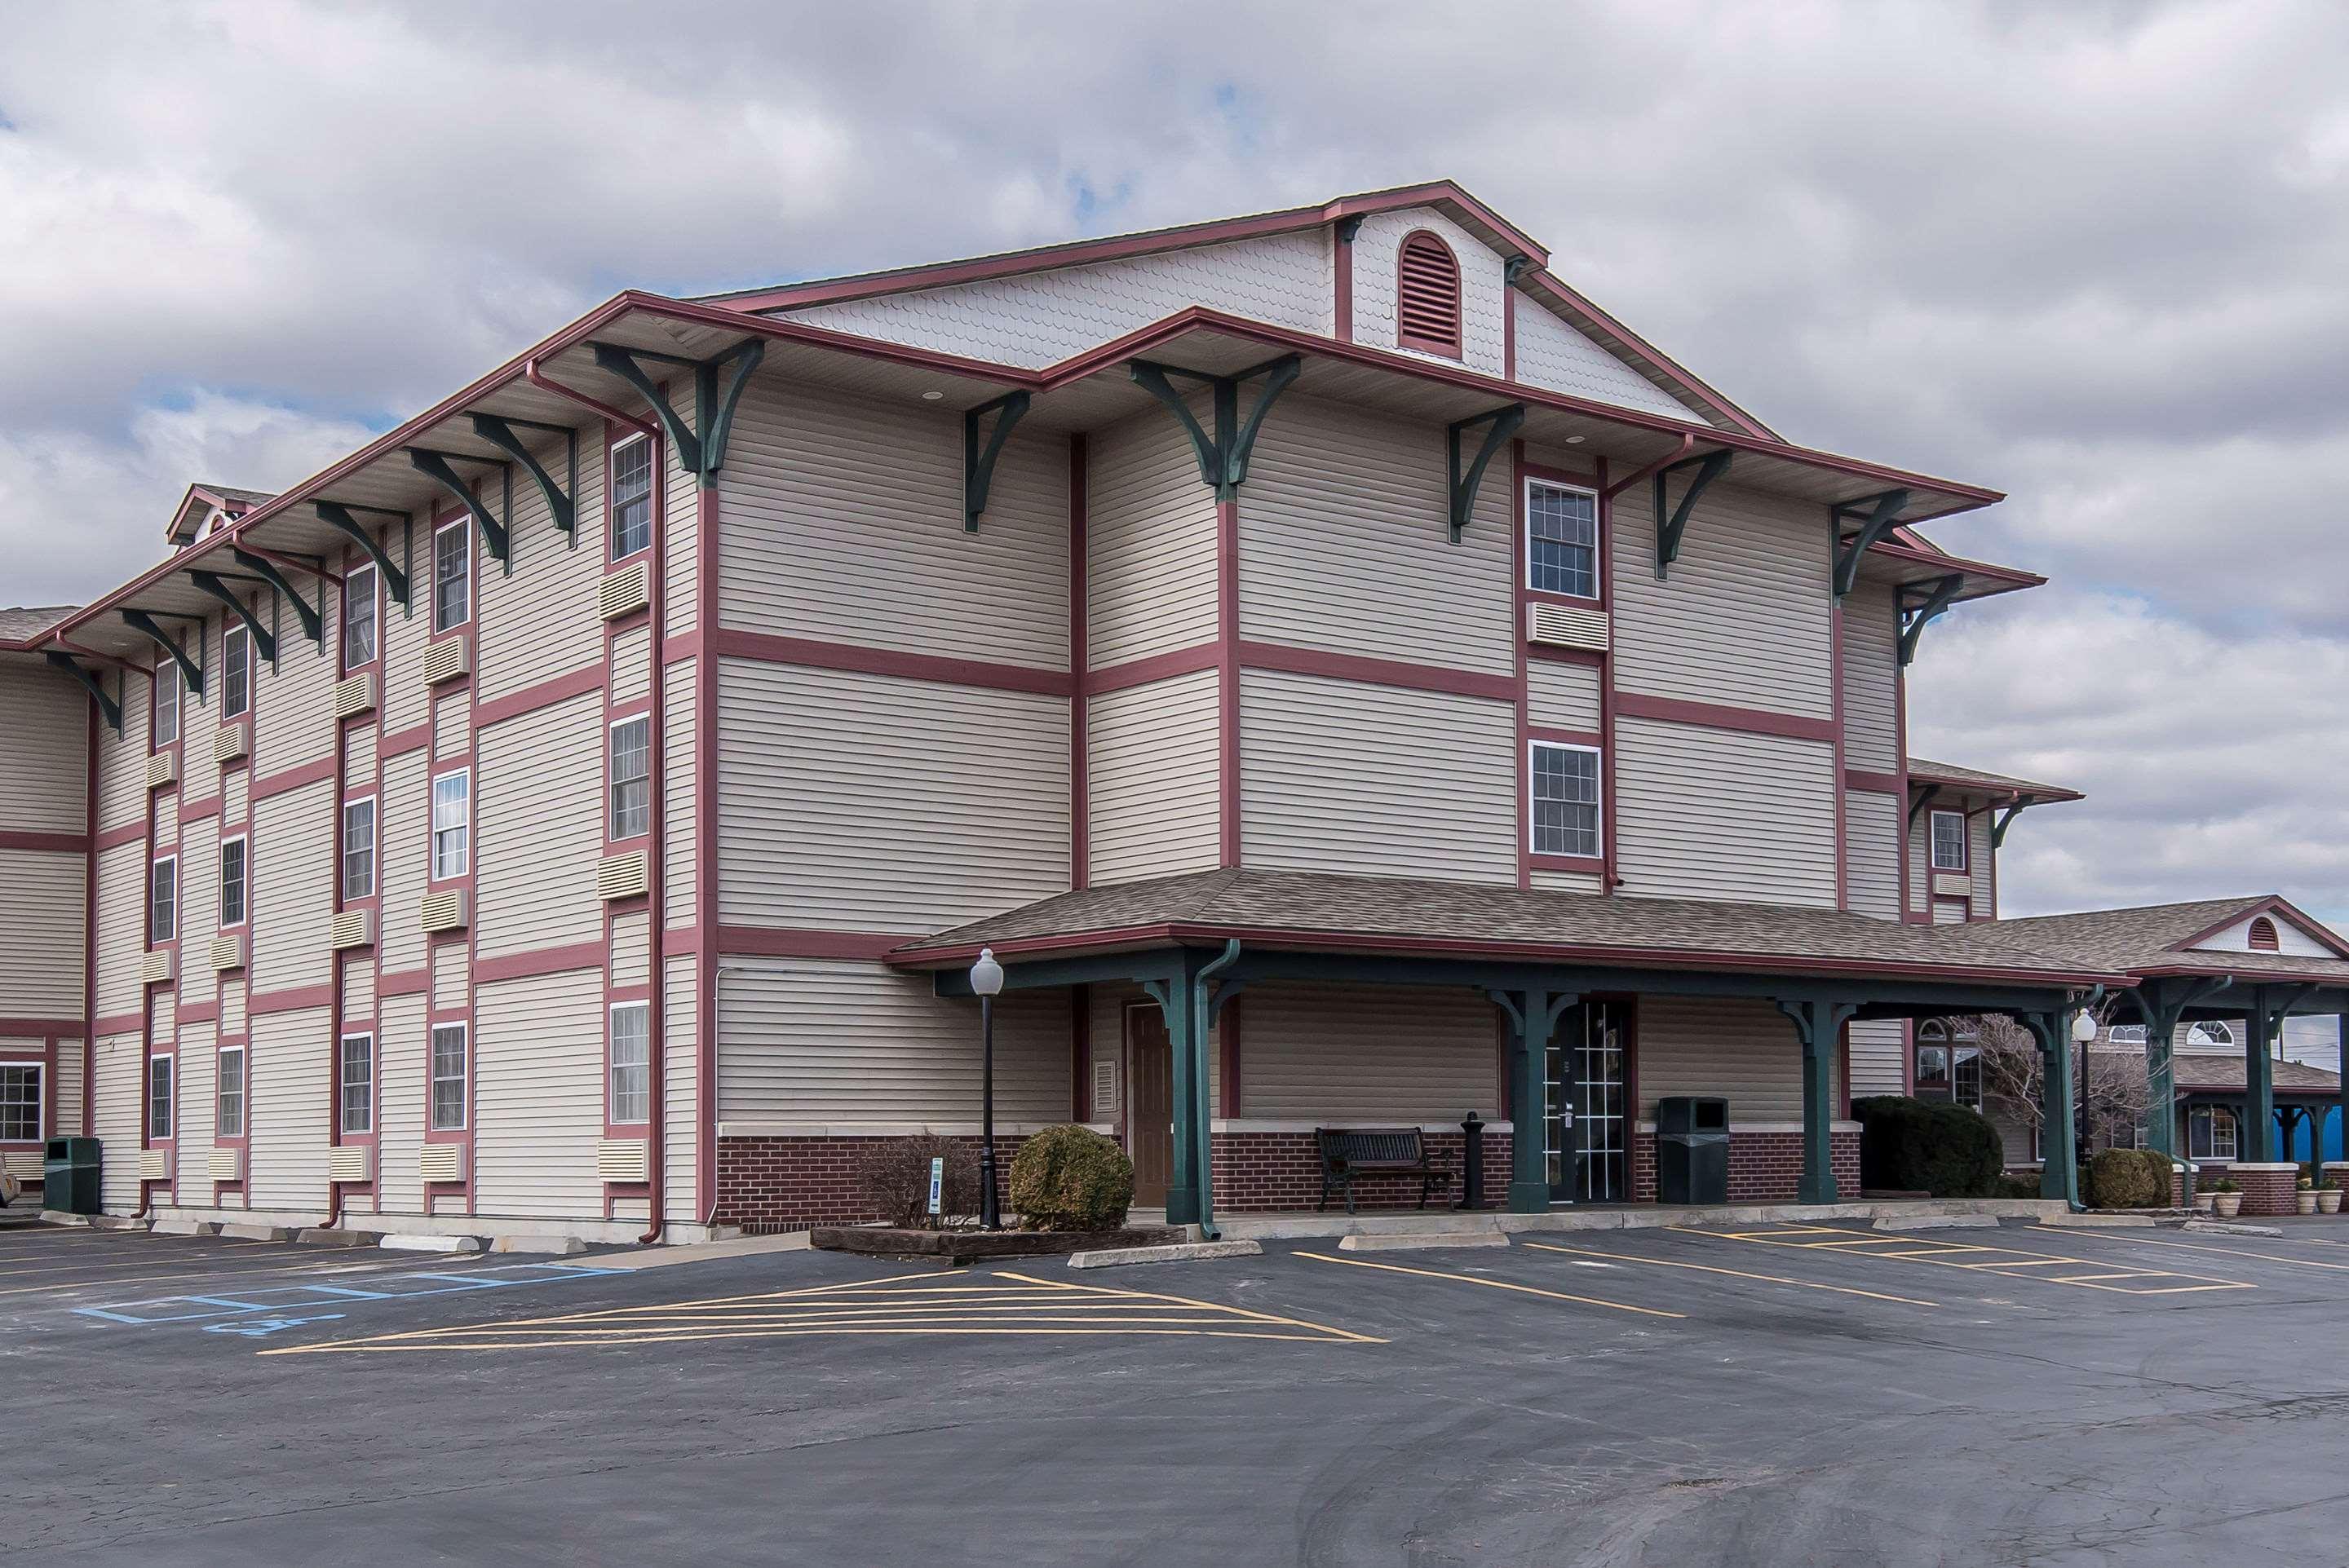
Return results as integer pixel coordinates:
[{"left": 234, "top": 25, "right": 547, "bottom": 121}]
[
  {"left": 1337, "top": 1231, "right": 1511, "bottom": 1252},
  {"left": 591, "top": 1231, "right": 812, "bottom": 1272},
  {"left": 39, "top": 1212, "right": 90, "bottom": 1227},
  {"left": 220, "top": 1222, "right": 294, "bottom": 1242},
  {"left": 2183, "top": 1220, "right": 2285, "bottom": 1238},
  {"left": 1218, "top": 1197, "right": 2065, "bottom": 1243},
  {"left": 295, "top": 1227, "right": 378, "bottom": 1247},
  {"left": 378, "top": 1234, "right": 482, "bottom": 1255},
  {"left": 1874, "top": 1214, "right": 2001, "bottom": 1232},
  {"left": 2040, "top": 1212, "right": 2158, "bottom": 1229},
  {"left": 1067, "top": 1239, "right": 1263, "bottom": 1269},
  {"left": 87, "top": 1214, "right": 150, "bottom": 1232},
  {"left": 489, "top": 1235, "right": 590, "bottom": 1256},
  {"left": 150, "top": 1218, "right": 220, "bottom": 1237}
]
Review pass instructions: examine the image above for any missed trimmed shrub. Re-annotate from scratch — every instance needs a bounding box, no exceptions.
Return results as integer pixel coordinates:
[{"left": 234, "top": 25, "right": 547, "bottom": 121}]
[
  {"left": 1998, "top": 1173, "right": 2045, "bottom": 1199},
  {"left": 1007, "top": 1124, "right": 1135, "bottom": 1231},
  {"left": 2086, "top": 1147, "right": 2170, "bottom": 1209},
  {"left": 855, "top": 1133, "right": 981, "bottom": 1228},
  {"left": 1852, "top": 1095, "right": 2006, "bottom": 1198}
]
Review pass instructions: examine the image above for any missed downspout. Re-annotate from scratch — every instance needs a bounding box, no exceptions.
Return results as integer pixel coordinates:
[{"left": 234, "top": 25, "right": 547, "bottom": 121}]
[{"left": 1192, "top": 939, "right": 1241, "bottom": 1240}]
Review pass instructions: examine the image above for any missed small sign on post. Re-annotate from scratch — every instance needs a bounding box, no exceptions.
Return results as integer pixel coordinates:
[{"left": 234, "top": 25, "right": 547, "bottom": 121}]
[{"left": 927, "top": 1155, "right": 944, "bottom": 1217}]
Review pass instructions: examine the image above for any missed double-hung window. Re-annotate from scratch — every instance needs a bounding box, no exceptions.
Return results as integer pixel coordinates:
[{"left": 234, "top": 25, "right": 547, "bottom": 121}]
[
  {"left": 1526, "top": 479, "right": 1599, "bottom": 600},
  {"left": 2188, "top": 1104, "right": 2237, "bottom": 1161},
  {"left": 343, "top": 563, "right": 378, "bottom": 668},
  {"left": 341, "top": 798, "right": 377, "bottom": 901},
  {"left": 432, "top": 771, "right": 471, "bottom": 879},
  {"left": 147, "top": 1056, "right": 175, "bottom": 1141},
  {"left": 149, "top": 856, "right": 179, "bottom": 943},
  {"left": 1930, "top": 810, "right": 1967, "bottom": 872},
  {"left": 153, "top": 664, "right": 181, "bottom": 745},
  {"left": 430, "top": 1023, "right": 468, "bottom": 1132},
  {"left": 219, "top": 837, "right": 248, "bottom": 926},
  {"left": 609, "top": 716, "right": 651, "bottom": 839},
  {"left": 432, "top": 520, "right": 470, "bottom": 632},
  {"left": 0, "top": 1063, "right": 41, "bottom": 1142},
  {"left": 338, "top": 1034, "right": 374, "bottom": 1136},
  {"left": 216, "top": 1046, "right": 246, "bottom": 1139},
  {"left": 609, "top": 1002, "right": 651, "bottom": 1124},
  {"left": 1528, "top": 742, "right": 1602, "bottom": 859},
  {"left": 610, "top": 436, "right": 652, "bottom": 559},
  {"left": 222, "top": 623, "right": 250, "bottom": 719}
]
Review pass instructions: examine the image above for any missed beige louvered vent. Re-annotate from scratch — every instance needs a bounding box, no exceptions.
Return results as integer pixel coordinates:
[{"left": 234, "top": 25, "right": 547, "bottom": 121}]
[
  {"left": 419, "top": 1142, "right": 466, "bottom": 1183},
  {"left": 1397, "top": 231, "right": 1462, "bottom": 357},
  {"left": 1092, "top": 1058, "right": 1119, "bottom": 1117},
  {"left": 139, "top": 1149, "right": 171, "bottom": 1181},
  {"left": 213, "top": 722, "right": 248, "bottom": 765},
  {"left": 210, "top": 933, "right": 246, "bottom": 972},
  {"left": 334, "top": 670, "right": 377, "bottom": 719},
  {"left": 2, "top": 1150, "right": 42, "bottom": 1180},
  {"left": 421, "top": 889, "right": 469, "bottom": 933},
  {"left": 330, "top": 909, "right": 375, "bottom": 950},
  {"left": 422, "top": 634, "right": 471, "bottom": 686},
  {"left": 597, "top": 1139, "right": 650, "bottom": 1182},
  {"left": 598, "top": 561, "right": 650, "bottom": 621},
  {"left": 147, "top": 750, "right": 177, "bottom": 789},
  {"left": 326, "top": 1146, "right": 374, "bottom": 1183},
  {"left": 597, "top": 850, "right": 650, "bottom": 901},
  {"left": 208, "top": 1146, "right": 242, "bottom": 1181},
  {"left": 1526, "top": 601, "right": 1611, "bottom": 652},
  {"left": 142, "top": 948, "right": 175, "bottom": 986},
  {"left": 1931, "top": 872, "right": 1973, "bottom": 899}
]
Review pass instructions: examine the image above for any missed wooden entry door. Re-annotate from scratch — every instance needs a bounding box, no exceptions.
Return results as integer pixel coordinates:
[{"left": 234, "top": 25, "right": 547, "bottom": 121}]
[{"left": 1126, "top": 1005, "right": 1173, "bottom": 1208}]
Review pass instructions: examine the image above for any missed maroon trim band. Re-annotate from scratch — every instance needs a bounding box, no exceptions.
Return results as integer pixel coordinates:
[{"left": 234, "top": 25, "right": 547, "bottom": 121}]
[
  {"left": 715, "top": 925, "right": 905, "bottom": 962},
  {"left": 1613, "top": 691, "right": 1837, "bottom": 745},
  {"left": 711, "top": 627, "right": 1071, "bottom": 696}
]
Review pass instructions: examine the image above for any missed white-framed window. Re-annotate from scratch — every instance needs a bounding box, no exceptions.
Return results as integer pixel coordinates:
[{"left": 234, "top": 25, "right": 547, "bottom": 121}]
[
  {"left": 2188, "top": 1104, "right": 2237, "bottom": 1160},
  {"left": 215, "top": 1045, "right": 246, "bottom": 1139},
  {"left": 609, "top": 715, "right": 651, "bottom": 840},
  {"left": 153, "top": 662, "right": 181, "bottom": 745},
  {"left": 1528, "top": 741, "right": 1603, "bottom": 859},
  {"left": 219, "top": 836, "right": 248, "bottom": 927},
  {"left": 148, "top": 1054, "right": 175, "bottom": 1141},
  {"left": 149, "top": 855, "right": 179, "bottom": 943},
  {"left": 609, "top": 1001, "right": 651, "bottom": 1124},
  {"left": 338, "top": 1033, "right": 374, "bottom": 1136},
  {"left": 0, "top": 1062, "right": 42, "bottom": 1142},
  {"left": 430, "top": 1023, "right": 468, "bottom": 1132},
  {"left": 343, "top": 563, "right": 379, "bottom": 669},
  {"left": 610, "top": 435, "right": 653, "bottom": 560},
  {"left": 431, "top": 770, "right": 471, "bottom": 879},
  {"left": 1930, "top": 810, "right": 1967, "bottom": 872},
  {"left": 2104, "top": 1023, "right": 2148, "bottom": 1045},
  {"left": 2188, "top": 1020, "right": 2235, "bottom": 1047},
  {"left": 222, "top": 623, "right": 250, "bottom": 719},
  {"left": 1918, "top": 1019, "right": 1982, "bottom": 1110},
  {"left": 432, "top": 519, "right": 471, "bottom": 632},
  {"left": 340, "top": 797, "right": 377, "bottom": 901},
  {"left": 1525, "top": 479, "right": 1599, "bottom": 600}
]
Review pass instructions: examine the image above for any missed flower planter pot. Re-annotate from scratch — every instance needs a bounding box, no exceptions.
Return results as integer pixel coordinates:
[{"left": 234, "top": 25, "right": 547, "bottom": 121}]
[
  {"left": 2320, "top": 1190, "right": 2343, "bottom": 1215},
  {"left": 2212, "top": 1194, "right": 2242, "bottom": 1218},
  {"left": 2193, "top": 1194, "right": 2217, "bottom": 1213},
  {"left": 2298, "top": 1193, "right": 2320, "bottom": 1216}
]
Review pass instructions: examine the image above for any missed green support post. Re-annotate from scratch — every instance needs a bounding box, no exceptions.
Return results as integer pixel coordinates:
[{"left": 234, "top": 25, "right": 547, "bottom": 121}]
[
  {"left": 2337, "top": 1013, "right": 2347, "bottom": 1183},
  {"left": 2244, "top": 988, "right": 2276, "bottom": 1163},
  {"left": 1144, "top": 943, "right": 1236, "bottom": 1236},
  {"left": 1777, "top": 1000, "right": 1856, "bottom": 1204},
  {"left": 2024, "top": 1010, "right": 2079, "bottom": 1206},
  {"left": 1490, "top": 988, "right": 1576, "bottom": 1214}
]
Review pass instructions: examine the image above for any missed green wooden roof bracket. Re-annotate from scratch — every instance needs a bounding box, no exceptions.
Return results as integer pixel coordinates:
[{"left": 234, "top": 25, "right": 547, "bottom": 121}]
[
  {"left": 1448, "top": 404, "right": 1524, "bottom": 543},
  {"left": 1128, "top": 353, "right": 1302, "bottom": 500},
  {"left": 1989, "top": 797, "right": 2028, "bottom": 850},
  {"left": 312, "top": 504, "right": 410, "bottom": 608},
  {"left": 469, "top": 413, "right": 577, "bottom": 539},
  {"left": 1652, "top": 448, "right": 1732, "bottom": 578},
  {"left": 1905, "top": 782, "right": 1942, "bottom": 828},
  {"left": 1335, "top": 214, "right": 1365, "bottom": 245},
  {"left": 187, "top": 571, "right": 278, "bottom": 662},
  {"left": 1503, "top": 255, "right": 1533, "bottom": 288},
  {"left": 1896, "top": 572, "right": 1966, "bottom": 665},
  {"left": 121, "top": 608, "right": 203, "bottom": 698},
  {"left": 962, "top": 389, "right": 1033, "bottom": 531},
  {"left": 44, "top": 651, "right": 120, "bottom": 731},
  {"left": 1831, "top": 488, "right": 1911, "bottom": 598},
  {"left": 407, "top": 448, "right": 511, "bottom": 567},
  {"left": 591, "top": 342, "right": 702, "bottom": 473},
  {"left": 693, "top": 338, "right": 765, "bottom": 486},
  {"left": 229, "top": 549, "right": 326, "bottom": 646}
]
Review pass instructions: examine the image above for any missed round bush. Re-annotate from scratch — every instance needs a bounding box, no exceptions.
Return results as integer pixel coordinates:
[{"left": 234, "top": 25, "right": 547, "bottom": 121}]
[
  {"left": 2086, "top": 1147, "right": 2170, "bottom": 1209},
  {"left": 855, "top": 1133, "right": 981, "bottom": 1227},
  {"left": 1007, "top": 1124, "right": 1134, "bottom": 1231},
  {"left": 1852, "top": 1095, "right": 2006, "bottom": 1198}
]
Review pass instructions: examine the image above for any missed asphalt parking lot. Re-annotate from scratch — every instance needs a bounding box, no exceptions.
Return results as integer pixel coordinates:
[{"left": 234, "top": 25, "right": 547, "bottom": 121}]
[{"left": 13, "top": 1217, "right": 2349, "bottom": 1566}]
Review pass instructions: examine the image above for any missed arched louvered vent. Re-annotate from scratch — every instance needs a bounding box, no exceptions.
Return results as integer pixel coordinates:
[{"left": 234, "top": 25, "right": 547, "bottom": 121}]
[
  {"left": 1396, "top": 230, "right": 1462, "bottom": 357},
  {"left": 2248, "top": 916, "right": 2280, "bottom": 951}
]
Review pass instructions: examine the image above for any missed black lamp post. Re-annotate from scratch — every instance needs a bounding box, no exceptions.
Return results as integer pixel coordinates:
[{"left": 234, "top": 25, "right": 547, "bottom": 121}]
[{"left": 971, "top": 947, "right": 1005, "bottom": 1230}]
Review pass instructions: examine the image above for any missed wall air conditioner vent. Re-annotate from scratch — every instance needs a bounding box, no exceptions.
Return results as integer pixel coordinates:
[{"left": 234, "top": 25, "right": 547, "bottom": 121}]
[
  {"left": 208, "top": 1146, "right": 242, "bottom": 1182},
  {"left": 1525, "top": 601, "right": 1611, "bottom": 653},
  {"left": 213, "top": 722, "right": 248, "bottom": 765},
  {"left": 422, "top": 634, "right": 471, "bottom": 687},
  {"left": 420, "top": 889, "right": 469, "bottom": 933},
  {"left": 597, "top": 850, "right": 650, "bottom": 901},
  {"left": 419, "top": 1142, "right": 466, "bottom": 1183},
  {"left": 334, "top": 671, "right": 377, "bottom": 719},
  {"left": 330, "top": 909, "right": 376, "bottom": 951},
  {"left": 142, "top": 948, "right": 175, "bottom": 986},
  {"left": 147, "top": 751, "right": 177, "bottom": 789},
  {"left": 210, "top": 933, "right": 246, "bottom": 972},
  {"left": 598, "top": 561, "right": 650, "bottom": 621},
  {"left": 139, "top": 1149, "right": 172, "bottom": 1181},
  {"left": 597, "top": 1139, "right": 650, "bottom": 1182},
  {"left": 326, "top": 1146, "right": 374, "bottom": 1183}
]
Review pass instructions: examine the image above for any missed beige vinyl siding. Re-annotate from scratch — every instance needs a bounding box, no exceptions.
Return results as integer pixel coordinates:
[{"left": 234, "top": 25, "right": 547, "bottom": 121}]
[
  {"left": 247, "top": 1005, "right": 329, "bottom": 1212},
  {"left": 1847, "top": 1018, "right": 1908, "bottom": 1099},
  {"left": 1236, "top": 395, "right": 1513, "bottom": 677},
  {"left": 375, "top": 991, "right": 427, "bottom": 1215},
  {"left": 0, "top": 850, "right": 86, "bottom": 1015},
  {"left": 663, "top": 382, "right": 699, "bottom": 639},
  {"left": 1236, "top": 983, "right": 1501, "bottom": 1122},
  {"left": 175, "top": 1021, "right": 215, "bottom": 1191},
  {"left": 434, "top": 943, "right": 469, "bottom": 1012},
  {"left": 223, "top": 764, "right": 248, "bottom": 828},
  {"left": 153, "top": 788, "right": 179, "bottom": 854},
  {"left": 716, "top": 660, "right": 1069, "bottom": 933},
  {"left": 1907, "top": 813, "right": 1929, "bottom": 917},
  {"left": 378, "top": 749, "right": 429, "bottom": 978},
  {"left": 1086, "top": 668, "right": 1219, "bottom": 886},
  {"left": 254, "top": 612, "right": 336, "bottom": 780},
  {"left": 718, "top": 958, "right": 1068, "bottom": 1122},
  {"left": 1610, "top": 479, "right": 1833, "bottom": 719},
  {"left": 662, "top": 952, "right": 698, "bottom": 1223},
  {"left": 251, "top": 780, "right": 333, "bottom": 995},
  {"left": 220, "top": 982, "right": 245, "bottom": 1037},
  {"left": 475, "top": 691, "right": 603, "bottom": 961},
  {"left": 1086, "top": 406, "right": 1219, "bottom": 667},
  {"left": 1239, "top": 670, "right": 1516, "bottom": 882},
  {"left": 1841, "top": 582, "right": 1900, "bottom": 771},
  {"left": 609, "top": 624, "right": 650, "bottom": 705},
  {"left": 1931, "top": 899, "right": 1970, "bottom": 925},
  {"left": 95, "top": 1032, "right": 142, "bottom": 1211},
  {"left": 609, "top": 908, "right": 650, "bottom": 989},
  {"left": 54, "top": 1037, "right": 84, "bottom": 1138},
  {"left": 0, "top": 669, "right": 90, "bottom": 832},
  {"left": 1526, "top": 658, "right": 1601, "bottom": 733},
  {"left": 474, "top": 965, "right": 608, "bottom": 1219},
  {"left": 94, "top": 841, "right": 147, "bottom": 1019},
  {"left": 341, "top": 958, "right": 374, "bottom": 1022},
  {"left": 1845, "top": 788, "right": 1902, "bottom": 921},
  {"left": 341, "top": 722, "right": 375, "bottom": 788},
  {"left": 1971, "top": 812, "right": 1997, "bottom": 918},
  {"left": 661, "top": 657, "right": 694, "bottom": 928},
  {"left": 1635, "top": 996, "right": 1804, "bottom": 1122},
  {"left": 378, "top": 545, "right": 431, "bottom": 738},
  {"left": 478, "top": 431, "right": 607, "bottom": 704},
  {"left": 433, "top": 689, "right": 468, "bottom": 757},
  {"left": 1613, "top": 716, "right": 1838, "bottom": 908},
  {"left": 175, "top": 821, "right": 215, "bottom": 1008},
  {"left": 1529, "top": 869, "right": 1604, "bottom": 894},
  {"left": 721, "top": 373, "right": 1069, "bottom": 669},
  {"left": 96, "top": 669, "right": 150, "bottom": 834}
]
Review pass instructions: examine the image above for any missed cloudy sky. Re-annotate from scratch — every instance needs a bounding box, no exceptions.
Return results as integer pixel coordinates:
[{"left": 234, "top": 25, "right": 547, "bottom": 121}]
[{"left": 5, "top": 0, "right": 2348, "bottom": 936}]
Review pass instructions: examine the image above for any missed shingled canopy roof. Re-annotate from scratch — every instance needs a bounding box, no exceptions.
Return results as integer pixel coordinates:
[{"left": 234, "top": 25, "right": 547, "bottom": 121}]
[
  {"left": 0, "top": 605, "right": 78, "bottom": 648},
  {"left": 891, "top": 867, "right": 2121, "bottom": 987},
  {"left": 1993, "top": 897, "right": 2349, "bottom": 987},
  {"left": 1907, "top": 757, "right": 2083, "bottom": 803},
  {"left": 2171, "top": 1052, "right": 2342, "bottom": 1095}
]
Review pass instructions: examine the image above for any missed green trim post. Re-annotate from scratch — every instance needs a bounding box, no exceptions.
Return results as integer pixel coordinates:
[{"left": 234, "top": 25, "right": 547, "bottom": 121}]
[
  {"left": 2130, "top": 976, "right": 2231, "bottom": 1160},
  {"left": 2024, "top": 1010, "right": 2079, "bottom": 1205},
  {"left": 2244, "top": 987, "right": 2277, "bottom": 1162},
  {"left": 1490, "top": 988, "right": 1576, "bottom": 1213},
  {"left": 1777, "top": 999, "right": 1856, "bottom": 1204},
  {"left": 1145, "top": 944, "right": 1233, "bottom": 1234}
]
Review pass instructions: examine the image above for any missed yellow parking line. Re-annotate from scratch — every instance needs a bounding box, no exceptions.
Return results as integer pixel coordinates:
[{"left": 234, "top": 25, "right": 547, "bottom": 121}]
[
  {"left": 1690, "top": 1226, "right": 2252, "bottom": 1295},
  {"left": 2046, "top": 1230, "right": 2349, "bottom": 1274},
  {"left": 1524, "top": 1241, "right": 1937, "bottom": 1307},
  {"left": 1296, "top": 1250, "right": 1683, "bottom": 1318}
]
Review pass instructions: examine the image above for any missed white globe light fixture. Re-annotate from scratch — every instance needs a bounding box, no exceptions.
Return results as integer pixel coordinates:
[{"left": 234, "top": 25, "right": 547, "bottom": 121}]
[
  {"left": 971, "top": 947, "right": 1005, "bottom": 997},
  {"left": 2071, "top": 1009, "right": 2099, "bottom": 1044},
  {"left": 971, "top": 948, "right": 1006, "bottom": 1228}
]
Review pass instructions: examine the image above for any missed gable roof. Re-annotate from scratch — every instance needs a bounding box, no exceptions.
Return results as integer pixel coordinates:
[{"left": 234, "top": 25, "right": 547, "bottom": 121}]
[
  {"left": 2172, "top": 1052, "right": 2341, "bottom": 1095},
  {"left": 167, "top": 482, "right": 276, "bottom": 545},
  {"left": 1991, "top": 896, "right": 2349, "bottom": 981},
  {"left": 0, "top": 605, "right": 77, "bottom": 647},
  {"left": 1907, "top": 758, "right": 2083, "bottom": 804}
]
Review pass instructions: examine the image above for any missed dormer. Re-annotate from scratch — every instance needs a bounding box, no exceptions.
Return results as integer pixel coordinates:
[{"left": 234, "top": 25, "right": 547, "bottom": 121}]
[
  {"left": 2180, "top": 899, "right": 2349, "bottom": 959},
  {"left": 165, "top": 483, "right": 274, "bottom": 550}
]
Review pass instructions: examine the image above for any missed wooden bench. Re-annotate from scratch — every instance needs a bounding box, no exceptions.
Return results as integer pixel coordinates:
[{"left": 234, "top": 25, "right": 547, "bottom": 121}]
[{"left": 1316, "top": 1127, "right": 1453, "bottom": 1214}]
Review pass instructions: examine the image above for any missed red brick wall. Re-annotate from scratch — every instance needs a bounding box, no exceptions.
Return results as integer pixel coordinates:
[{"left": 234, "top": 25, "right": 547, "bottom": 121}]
[
  {"left": 714, "top": 1134, "right": 1030, "bottom": 1235},
  {"left": 2232, "top": 1163, "right": 2298, "bottom": 1218},
  {"left": 1211, "top": 1129, "right": 1510, "bottom": 1212},
  {"left": 1630, "top": 1130, "right": 1860, "bottom": 1204}
]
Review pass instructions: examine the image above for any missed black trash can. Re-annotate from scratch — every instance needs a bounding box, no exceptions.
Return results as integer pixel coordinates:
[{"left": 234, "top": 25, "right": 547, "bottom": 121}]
[
  {"left": 1656, "top": 1097, "right": 1729, "bottom": 1205},
  {"left": 43, "top": 1136, "right": 101, "bottom": 1215}
]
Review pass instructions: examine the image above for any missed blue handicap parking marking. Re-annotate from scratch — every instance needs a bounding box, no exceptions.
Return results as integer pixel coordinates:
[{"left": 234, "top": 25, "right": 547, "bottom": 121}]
[{"left": 75, "top": 1261, "right": 621, "bottom": 1331}]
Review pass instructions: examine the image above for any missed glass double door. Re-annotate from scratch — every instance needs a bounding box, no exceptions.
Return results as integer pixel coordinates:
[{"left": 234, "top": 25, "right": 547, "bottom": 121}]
[{"left": 1543, "top": 1000, "right": 1628, "bottom": 1203}]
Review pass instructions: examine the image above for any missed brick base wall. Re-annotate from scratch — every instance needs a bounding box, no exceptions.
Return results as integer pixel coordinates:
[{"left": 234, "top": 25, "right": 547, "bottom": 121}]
[
  {"left": 2232, "top": 1162, "right": 2299, "bottom": 1218},
  {"left": 714, "top": 1134, "right": 1031, "bottom": 1235},
  {"left": 1210, "top": 1130, "right": 1511, "bottom": 1212},
  {"left": 1630, "top": 1130, "right": 1861, "bottom": 1204}
]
